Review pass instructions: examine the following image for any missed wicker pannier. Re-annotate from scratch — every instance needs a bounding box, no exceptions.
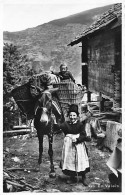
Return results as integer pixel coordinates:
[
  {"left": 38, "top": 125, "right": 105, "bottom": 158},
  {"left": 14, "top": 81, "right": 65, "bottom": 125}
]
[
  {"left": 53, "top": 82, "right": 84, "bottom": 119},
  {"left": 11, "top": 83, "right": 36, "bottom": 119}
]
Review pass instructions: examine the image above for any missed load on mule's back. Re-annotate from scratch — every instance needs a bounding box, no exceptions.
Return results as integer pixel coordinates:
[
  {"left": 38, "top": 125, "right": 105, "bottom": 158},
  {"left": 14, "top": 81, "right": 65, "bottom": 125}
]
[{"left": 11, "top": 73, "right": 60, "bottom": 119}]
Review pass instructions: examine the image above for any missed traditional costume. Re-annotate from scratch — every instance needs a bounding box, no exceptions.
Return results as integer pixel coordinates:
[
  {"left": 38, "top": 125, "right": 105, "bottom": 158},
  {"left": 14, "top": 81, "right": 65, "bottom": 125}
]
[{"left": 54, "top": 104, "right": 90, "bottom": 185}]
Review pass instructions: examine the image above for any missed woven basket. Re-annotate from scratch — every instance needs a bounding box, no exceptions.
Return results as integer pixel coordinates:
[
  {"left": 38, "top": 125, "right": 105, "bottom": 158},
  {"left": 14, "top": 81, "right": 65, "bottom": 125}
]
[
  {"left": 11, "top": 83, "right": 35, "bottom": 119},
  {"left": 53, "top": 82, "right": 84, "bottom": 118},
  {"left": 11, "top": 83, "right": 31, "bottom": 101},
  {"left": 53, "top": 82, "right": 84, "bottom": 104}
]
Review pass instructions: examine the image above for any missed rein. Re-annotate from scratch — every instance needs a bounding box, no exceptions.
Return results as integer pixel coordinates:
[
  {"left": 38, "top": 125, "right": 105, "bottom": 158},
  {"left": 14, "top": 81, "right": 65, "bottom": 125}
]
[{"left": 50, "top": 110, "right": 54, "bottom": 139}]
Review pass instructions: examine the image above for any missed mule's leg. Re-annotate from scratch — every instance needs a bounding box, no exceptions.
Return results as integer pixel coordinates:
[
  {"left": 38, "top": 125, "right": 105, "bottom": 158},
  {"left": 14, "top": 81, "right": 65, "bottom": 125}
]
[
  {"left": 48, "top": 134, "right": 56, "bottom": 178},
  {"left": 37, "top": 133, "right": 43, "bottom": 164}
]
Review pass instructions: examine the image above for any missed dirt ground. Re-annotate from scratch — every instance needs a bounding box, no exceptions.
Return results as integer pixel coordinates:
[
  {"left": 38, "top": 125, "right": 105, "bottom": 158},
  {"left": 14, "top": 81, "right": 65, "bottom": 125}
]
[{"left": 3, "top": 131, "right": 112, "bottom": 192}]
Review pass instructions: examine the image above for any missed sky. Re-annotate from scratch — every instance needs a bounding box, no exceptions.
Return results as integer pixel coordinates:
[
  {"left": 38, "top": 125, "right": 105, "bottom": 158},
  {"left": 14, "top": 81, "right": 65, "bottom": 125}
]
[{"left": 1, "top": 0, "right": 123, "bottom": 32}]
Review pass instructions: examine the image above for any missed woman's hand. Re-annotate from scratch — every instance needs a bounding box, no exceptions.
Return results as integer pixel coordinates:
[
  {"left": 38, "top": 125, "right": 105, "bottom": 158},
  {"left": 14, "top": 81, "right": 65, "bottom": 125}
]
[{"left": 72, "top": 138, "right": 79, "bottom": 146}]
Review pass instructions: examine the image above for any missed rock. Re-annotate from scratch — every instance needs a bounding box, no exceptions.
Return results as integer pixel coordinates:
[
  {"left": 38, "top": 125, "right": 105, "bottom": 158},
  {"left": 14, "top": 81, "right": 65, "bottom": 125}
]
[
  {"left": 46, "top": 188, "right": 61, "bottom": 192},
  {"left": 74, "top": 184, "right": 86, "bottom": 190},
  {"left": 11, "top": 157, "right": 20, "bottom": 162}
]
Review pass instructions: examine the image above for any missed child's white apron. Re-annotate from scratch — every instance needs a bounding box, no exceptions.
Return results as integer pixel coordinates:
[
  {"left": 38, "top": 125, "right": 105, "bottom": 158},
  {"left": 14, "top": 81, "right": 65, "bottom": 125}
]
[{"left": 61, "top": 134, "right": 89, "bottom": 172}]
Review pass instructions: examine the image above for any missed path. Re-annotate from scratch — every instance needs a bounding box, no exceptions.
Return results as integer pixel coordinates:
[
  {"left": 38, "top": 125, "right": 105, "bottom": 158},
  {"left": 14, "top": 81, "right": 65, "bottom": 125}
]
[{"left": 3, "top": 132, "right": 112, "bottom": 192}]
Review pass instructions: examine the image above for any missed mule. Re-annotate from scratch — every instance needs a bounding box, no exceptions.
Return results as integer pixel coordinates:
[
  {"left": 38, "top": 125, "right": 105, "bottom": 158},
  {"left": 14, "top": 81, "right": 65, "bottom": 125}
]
[{"left": 34, "top": 88, "right": 64, "bottom": 177}]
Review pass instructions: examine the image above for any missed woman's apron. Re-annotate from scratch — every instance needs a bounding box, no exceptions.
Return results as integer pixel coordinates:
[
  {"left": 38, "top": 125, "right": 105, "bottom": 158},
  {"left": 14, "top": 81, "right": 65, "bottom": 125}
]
[{"left": 61, "top": 134, "right": 89, "bottom": 173}]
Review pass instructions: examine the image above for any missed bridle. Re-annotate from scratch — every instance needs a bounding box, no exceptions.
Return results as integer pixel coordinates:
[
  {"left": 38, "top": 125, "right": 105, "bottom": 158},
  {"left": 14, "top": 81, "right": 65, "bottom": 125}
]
[
  {"left": 34, "top": 91, "right": 54, "bottom": 128},
  {"left": 34, "top": 90, "right": 52, "bottom": 115}
]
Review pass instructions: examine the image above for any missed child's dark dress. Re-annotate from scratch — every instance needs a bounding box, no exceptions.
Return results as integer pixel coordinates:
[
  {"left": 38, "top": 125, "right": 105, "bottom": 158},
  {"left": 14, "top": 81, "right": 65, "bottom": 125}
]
[
  {"left": 54, "top": 120, "right": 90, "bottom": 176},
  {"left": 52, "top": 71, "right": 75, "bottom": 83}
]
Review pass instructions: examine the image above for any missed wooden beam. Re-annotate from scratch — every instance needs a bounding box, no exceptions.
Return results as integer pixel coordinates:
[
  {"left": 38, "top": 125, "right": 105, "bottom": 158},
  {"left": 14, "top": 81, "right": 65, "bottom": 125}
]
[
  {"left": 3, "top": 129, "right": 31, "bottom": 137},
  {"left": 87, "top": 91, "right": 91, "bottom": 102},
  {"left": 12, "top": 126, "right": 31, "bottom": 130}
]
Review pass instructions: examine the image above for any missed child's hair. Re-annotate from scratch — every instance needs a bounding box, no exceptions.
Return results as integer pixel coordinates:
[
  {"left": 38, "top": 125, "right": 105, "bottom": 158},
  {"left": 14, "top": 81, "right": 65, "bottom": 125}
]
[{"left": 60, "top": 62, "right": 68, "bottom": 71}]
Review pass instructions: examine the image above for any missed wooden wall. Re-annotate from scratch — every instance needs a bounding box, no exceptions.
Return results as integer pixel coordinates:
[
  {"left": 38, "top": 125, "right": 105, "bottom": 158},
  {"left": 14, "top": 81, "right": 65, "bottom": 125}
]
[
  {"left": 87, "top": 31, "right": 116, "bottom": 98},
  {"left": 114, "top": 31, "right": 121, "bottom": 107}
]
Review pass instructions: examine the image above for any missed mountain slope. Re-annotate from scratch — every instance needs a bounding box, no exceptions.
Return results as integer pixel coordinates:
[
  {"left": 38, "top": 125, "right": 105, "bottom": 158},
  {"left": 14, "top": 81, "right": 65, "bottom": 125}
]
[
  {"left": 3, "top": 4, "right": 113, "bottom": 83},
  {"left": 49, "top": 4, "right": 113, "bottom": 26}
]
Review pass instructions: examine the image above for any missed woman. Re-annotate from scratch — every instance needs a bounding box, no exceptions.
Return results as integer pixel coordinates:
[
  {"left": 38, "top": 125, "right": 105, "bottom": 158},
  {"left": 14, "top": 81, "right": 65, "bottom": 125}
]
[{"left": 53, "top": 104, "right": 91, "bottom": 185}]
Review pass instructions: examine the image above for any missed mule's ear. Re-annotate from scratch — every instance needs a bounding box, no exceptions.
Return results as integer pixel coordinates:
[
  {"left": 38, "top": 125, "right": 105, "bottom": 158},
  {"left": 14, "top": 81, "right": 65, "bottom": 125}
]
[{"left": 48, "top": 87, "right": 59, "bottom": 94}]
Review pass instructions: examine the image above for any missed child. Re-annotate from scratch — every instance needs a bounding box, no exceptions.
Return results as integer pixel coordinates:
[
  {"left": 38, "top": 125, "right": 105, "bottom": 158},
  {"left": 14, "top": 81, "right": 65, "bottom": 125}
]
[
  {"left": 53, "top": 104, "right": 91, "bottom": 185},
  {"left": 51, "top": 62, "right": 75, "bottom": 83}
]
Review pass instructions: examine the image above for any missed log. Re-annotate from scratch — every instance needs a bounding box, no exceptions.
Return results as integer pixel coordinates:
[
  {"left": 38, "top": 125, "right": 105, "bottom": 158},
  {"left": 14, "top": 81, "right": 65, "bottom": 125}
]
[
  {"left": 15, "top": 177, "right": 26, "bottom": 181},
  {"left": 7, "top": 167, "right": 39, "bottom": 172},
  {"left": 4, "top": 169, "right": 37, "bottom": 192},
  {"left": 4, "top": 171, "right": 36, "bottom": 191},
  {"left": 3, "top": 129, "right": 31, "bottom": 137},
  {"left": 5, "top": 176, "right": 25, "bottom": 181},
  {"left": 4, "top": 170, "right": 18, "bottom": 179},
  {"left": 12, "top": 126, "right": 31, "bottom": 130},
  {"left": 6, "top": 180, "right": 25, "bottom": 188},
  {"left": 19, "top": 180, "right": 35, "bottom": 190}
]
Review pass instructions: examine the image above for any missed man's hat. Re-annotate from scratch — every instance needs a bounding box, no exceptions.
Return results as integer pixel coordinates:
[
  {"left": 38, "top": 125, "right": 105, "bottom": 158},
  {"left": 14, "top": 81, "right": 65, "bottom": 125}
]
[{"left": 68, "top": 104, "right": 79, "bottom": 116}]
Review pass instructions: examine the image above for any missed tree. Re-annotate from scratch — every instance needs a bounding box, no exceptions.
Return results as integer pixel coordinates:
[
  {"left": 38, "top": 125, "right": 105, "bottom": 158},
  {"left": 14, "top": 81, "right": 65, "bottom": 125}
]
[
  {"left": 3, "top": 43, "right": 31, "bottom": 130},
  {"left": 3, "top": 43, "right": 31, "bottom": 96}
]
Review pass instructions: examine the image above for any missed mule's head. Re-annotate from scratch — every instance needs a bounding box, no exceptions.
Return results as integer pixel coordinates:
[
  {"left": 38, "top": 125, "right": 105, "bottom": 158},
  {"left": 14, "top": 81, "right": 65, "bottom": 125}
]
[{"left": 35, "top": 88, "right": 58, "bottom": 126}]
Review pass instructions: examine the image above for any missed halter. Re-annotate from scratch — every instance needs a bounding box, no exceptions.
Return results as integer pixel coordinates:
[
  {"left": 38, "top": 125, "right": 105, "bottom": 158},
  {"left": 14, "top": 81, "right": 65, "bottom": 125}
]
[{"left": 34, "top": 90, "right": 52, "bottom": 115}]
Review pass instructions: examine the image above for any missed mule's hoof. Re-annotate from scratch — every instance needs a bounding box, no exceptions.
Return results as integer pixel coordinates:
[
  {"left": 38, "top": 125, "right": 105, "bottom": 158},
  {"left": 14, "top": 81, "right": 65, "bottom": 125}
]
[
  {"left": 49, "top": 172, "right": 56, "bottom": 178},
  {"left": 38, "top": 159, "right": 42, "bottom": 165}
]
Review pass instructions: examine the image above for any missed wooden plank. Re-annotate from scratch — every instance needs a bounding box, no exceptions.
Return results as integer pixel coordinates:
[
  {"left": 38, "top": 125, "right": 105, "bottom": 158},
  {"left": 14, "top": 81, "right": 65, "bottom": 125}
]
[
  {"left": 3, "top": 129, "right": 31, "bottom": 137},
  {"left": 13, "top": 126, "right": 31, "bottom": 130},
  {"left": 7, "top": 168, "right": 39, "bottom": 172},
  {"left": 6, "top": 180, "right": 25, "bottom": 188}
]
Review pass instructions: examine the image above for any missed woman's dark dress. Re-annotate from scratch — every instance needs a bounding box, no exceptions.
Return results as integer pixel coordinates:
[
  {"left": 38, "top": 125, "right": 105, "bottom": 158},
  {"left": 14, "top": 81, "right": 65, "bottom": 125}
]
[{"left": 54, "top": 120, "right": 90, "bottom": 176}]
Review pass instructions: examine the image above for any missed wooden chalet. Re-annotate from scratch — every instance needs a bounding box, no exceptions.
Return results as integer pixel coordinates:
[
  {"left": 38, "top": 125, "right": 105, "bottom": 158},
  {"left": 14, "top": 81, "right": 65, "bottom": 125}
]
[{"left": 68, "top": 3, "right": 122, "bottom": 110}]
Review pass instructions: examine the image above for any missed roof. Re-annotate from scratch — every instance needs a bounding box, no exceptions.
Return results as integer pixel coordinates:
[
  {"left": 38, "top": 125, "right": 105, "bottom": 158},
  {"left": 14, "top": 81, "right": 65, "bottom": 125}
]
[{"left": 68, "top": 3, "right": 122, "bottom": 46}]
